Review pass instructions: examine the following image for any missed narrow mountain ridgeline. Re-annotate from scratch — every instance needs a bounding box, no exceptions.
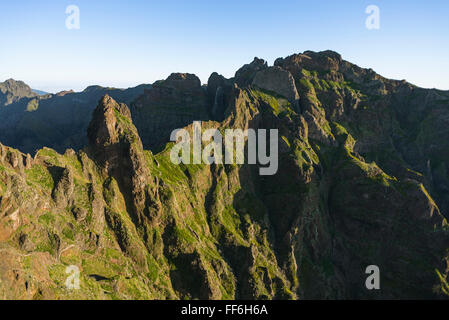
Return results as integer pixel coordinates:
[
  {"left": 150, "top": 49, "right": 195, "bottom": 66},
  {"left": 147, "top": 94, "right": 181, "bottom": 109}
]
[{"left": 0, "top": 50, "right": 449, "bottom": 299}]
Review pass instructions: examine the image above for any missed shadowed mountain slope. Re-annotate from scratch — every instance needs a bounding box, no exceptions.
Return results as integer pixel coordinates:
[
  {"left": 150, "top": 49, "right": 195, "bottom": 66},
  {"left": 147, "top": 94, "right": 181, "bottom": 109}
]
[{"left": 0, "top": 83, "right": 151, "bottom": 154}]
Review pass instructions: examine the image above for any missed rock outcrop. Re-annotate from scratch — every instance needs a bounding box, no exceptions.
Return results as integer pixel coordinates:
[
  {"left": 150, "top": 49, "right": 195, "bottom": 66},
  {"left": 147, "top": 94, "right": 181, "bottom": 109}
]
[
  {"left": 207, "top": 72, "right": 234, "bottom": 121},
  {"left": 88, "top": 95, "right": 153, "bottom": 225},
  {"left": 234, "top": 57, "right": 268, "bottom": 87},
  {"left": 252, "top": 66, "right": 300, "bottom": 111},
  {"left": 130, "top": 73, "right": 210, "bottom": 151},
  {"left": 0, "top": 143, "right": 33, "bottom": 171}
]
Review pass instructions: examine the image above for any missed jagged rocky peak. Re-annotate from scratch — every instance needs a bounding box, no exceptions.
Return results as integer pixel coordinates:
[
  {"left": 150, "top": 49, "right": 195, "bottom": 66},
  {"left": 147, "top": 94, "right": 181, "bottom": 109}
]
[
  {"left": 155, "top": 73, "right": 203, "bottom": 92},
  {"left": 234, "top": 57, "right": 268, "bottom": 86},
  {"left": 87, "top": 94, "right": 148, "bottom": 181},
  {"left": 0, "top": 143, "right": 33, "bottom": 171},
  {"left": 207, "top": 72, "right": 235, "bottom": 120},
  {"left": 207, "top": 72, "right": 229, "bottom": 97},
  {"left": 252, "top": 66, "right": 300, "bottom": 110},
  {"left": 88, "top": 94, "right": 154, "bottom": 226},
  {"left": 135, "top": 72, "right": 206, "bottom": 106},
  {"left": 275, "top": 50, "right": 343, "bottom": 75},
  {"left": 87, "top": 94, "right": 134, "bottom": 148},
  {"left": 273, "top": 50, "right": 405, "bottom": 92}
]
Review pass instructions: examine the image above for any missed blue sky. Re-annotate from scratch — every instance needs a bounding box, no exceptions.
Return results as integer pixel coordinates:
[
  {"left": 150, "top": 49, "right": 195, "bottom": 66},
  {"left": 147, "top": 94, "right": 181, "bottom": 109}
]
[{"left": 0, "top": 0, "right": 448, "bottom": 93}]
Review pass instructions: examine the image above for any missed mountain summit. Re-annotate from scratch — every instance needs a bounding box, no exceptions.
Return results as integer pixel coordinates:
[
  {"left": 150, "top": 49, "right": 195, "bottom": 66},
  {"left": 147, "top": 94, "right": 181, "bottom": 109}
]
[{"left": 0, "top": 78, "right": 37, "bottom": 106}]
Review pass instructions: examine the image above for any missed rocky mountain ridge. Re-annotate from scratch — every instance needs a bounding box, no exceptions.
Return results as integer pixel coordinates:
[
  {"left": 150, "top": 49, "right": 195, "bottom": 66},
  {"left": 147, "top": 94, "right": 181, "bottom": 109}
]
[{"left": 0, "top": 50, "right": 449, "bottom": 299}]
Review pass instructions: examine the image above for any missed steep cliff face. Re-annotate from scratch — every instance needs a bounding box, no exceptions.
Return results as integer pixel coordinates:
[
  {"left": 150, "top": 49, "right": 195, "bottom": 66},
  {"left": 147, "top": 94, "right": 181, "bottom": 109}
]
[
  {"left": 0, "top": 51, "right": 449, "bottom": 299},
  {"left": 274, "top": 51, "right": 449, "bottom": 220},
  {"left": 130, "top": 73, "right": 210, "bottom": 152}
]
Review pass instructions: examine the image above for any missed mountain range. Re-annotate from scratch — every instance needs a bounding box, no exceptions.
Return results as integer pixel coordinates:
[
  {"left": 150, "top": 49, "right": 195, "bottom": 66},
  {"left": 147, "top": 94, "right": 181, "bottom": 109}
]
[{"left": 0, "top": 50, "right": 448, "bottom": 299}]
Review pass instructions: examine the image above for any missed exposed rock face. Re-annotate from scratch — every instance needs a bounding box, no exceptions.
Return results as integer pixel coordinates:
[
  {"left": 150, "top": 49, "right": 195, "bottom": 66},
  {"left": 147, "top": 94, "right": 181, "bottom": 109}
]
[
  {"left": 0, "top": 51, "right": 449, "bottom": 300},
  {"left": 207, "top": 72, "right": 227, "bottom": 99},
  {"left": 234, "top": 57, "right": 268, "bottom": 87},
  {"left": 207, "top": 72, "right": 234, "bottom": 121},
  {"left": 131, "top": 73, "right": 210, "bottom": 151},
  {"left": 72, "top": 207, "right": 88, "bottom": 222},
  {"left": 0, "top": 143, "right": 33, "bottom": 171},
  {"left": 88, "top": 95, "right": 152, "bottom": 225},
  {"left": 88, "top": 95, "right": 134, "bottom": 151},
  {"left": 163, "top": 73, "right": 202, "bottom": 91},
  {"left": 275, "top": 50, "right": 343, "bottom": 76},
  {"left": 252, "top": 66, "right": 300, "bottom": 111},
  {"left": 52, "top": 167, "right": 74, "bottom": 208}
]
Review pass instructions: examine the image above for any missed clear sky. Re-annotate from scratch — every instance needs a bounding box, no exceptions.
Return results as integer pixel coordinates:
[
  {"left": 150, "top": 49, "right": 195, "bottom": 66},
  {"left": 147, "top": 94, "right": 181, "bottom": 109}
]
[{"left": 0, "top": 0, "right": 448, "bottom": 93}]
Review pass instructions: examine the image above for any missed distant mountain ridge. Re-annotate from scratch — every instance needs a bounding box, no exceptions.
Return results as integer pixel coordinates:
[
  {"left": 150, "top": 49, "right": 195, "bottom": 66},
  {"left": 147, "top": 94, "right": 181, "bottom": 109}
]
[{"left": 0, "top": 82, "right": 151, "bottom": 154}]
